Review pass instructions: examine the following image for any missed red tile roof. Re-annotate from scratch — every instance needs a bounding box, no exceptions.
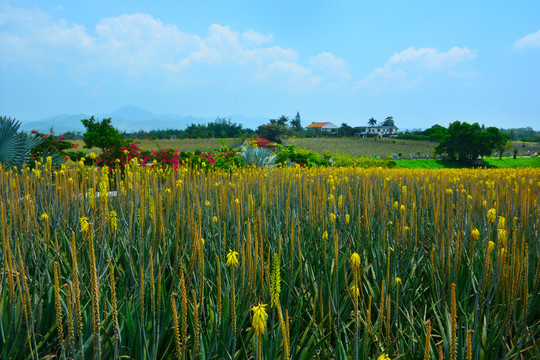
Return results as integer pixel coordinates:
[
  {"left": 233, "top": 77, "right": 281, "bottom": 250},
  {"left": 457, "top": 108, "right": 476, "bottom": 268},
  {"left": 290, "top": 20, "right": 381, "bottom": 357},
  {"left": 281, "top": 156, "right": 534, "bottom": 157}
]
[{"left": 306, "top": 122, "right": 331, "bottom": 128}]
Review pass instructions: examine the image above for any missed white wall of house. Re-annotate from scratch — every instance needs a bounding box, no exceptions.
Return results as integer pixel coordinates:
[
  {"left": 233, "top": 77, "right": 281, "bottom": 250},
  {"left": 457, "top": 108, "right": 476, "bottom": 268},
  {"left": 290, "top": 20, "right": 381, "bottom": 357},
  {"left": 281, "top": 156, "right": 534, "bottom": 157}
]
[{"left": 321, "top": 123, "right": 338, "bottom": 132}]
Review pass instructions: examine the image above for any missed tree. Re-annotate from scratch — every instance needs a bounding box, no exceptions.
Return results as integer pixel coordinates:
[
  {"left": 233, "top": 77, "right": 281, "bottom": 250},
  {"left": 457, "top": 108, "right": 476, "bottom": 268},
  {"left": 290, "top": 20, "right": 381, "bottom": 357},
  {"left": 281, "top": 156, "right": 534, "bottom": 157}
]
[
  {"left": 381, "top": 116, "right": 394, "bottom": 126},
  {"left": 271, "top": 115, "right": 289, "bottom": 126},
  {"left": 81, "top": 116, "right": 127, "bottom": 151},
  {"left": 339, "top": 123, "right": 355, "bottom": 137},
  {"left": 290, "top": 112, "right": 303, "bottom": 131},
  {"left": 435, "top": 121, "right": 507, "bottom": 162},
  {"left": 423, "top": 124, "right": 446, "bottom": 141},
  {"left": 368, "top": 118, "right": 377, "bottom": 126},
  {"left": 257, "top": 123, "right": 288, "bottom": 144}
]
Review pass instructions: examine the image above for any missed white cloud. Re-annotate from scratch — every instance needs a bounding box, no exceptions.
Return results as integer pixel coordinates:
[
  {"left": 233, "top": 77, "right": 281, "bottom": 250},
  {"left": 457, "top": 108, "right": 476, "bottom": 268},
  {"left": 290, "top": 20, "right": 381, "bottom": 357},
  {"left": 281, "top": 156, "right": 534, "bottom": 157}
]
[
  {"left": 387, "top": 46, "right": 476, "bottom": 70},
  {"left": 358, "top": 46, "right": 476, "bottom": 91},
  {"left": 308, "top": 52, "right": 350, "bottom": 79},
  {"left": 241, "top": 29, "right": 273, "bottom": 45},
  {"left": 0, "top": 6, "right": 349, "bottom": 92},
  {"left": 515, "top": 29, "right": 540, "bottom": 49},
  {"left": 357, "top": 67, "right": 418, "bottom": 91},
  {"left": 258, "top": 61, "right": 322, "bottom": 91}
]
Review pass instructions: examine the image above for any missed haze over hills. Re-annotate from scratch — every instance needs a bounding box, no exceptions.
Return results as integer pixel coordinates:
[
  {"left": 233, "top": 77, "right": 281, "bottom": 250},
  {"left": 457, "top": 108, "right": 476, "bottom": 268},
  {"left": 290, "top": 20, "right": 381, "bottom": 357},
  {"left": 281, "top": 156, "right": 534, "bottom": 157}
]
[{"left": 19, "top": 105, "right": 268, "bottom": 134}]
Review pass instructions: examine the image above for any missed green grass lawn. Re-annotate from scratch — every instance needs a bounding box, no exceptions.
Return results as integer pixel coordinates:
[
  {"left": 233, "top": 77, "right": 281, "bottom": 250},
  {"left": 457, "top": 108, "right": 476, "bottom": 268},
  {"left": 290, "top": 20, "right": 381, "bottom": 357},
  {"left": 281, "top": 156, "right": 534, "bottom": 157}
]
[
  {"left": 395, "top": 157, "right": 540, "bottom": 169},
  {"left": 483, "top": 157, "right": 540, "bottom": 168}
]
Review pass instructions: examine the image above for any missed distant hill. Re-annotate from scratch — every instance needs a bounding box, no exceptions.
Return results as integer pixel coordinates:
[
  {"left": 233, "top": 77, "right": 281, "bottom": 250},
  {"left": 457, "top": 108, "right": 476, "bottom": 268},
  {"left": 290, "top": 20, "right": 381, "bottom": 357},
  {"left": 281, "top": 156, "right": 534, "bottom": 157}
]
[{"left": 19, "top": 106, "right": 267, "bottom": 134}]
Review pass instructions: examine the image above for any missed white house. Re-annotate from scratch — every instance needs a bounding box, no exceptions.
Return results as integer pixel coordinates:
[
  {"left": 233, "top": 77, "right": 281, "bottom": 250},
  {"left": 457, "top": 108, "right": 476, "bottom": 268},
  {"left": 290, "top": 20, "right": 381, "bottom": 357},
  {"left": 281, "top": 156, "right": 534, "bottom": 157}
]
[
  {"left": 306, "top": 122, "right": 339, "bottom": 132},
  {"left": 356, "top": 125, "right": 398, "bottom": 139}
]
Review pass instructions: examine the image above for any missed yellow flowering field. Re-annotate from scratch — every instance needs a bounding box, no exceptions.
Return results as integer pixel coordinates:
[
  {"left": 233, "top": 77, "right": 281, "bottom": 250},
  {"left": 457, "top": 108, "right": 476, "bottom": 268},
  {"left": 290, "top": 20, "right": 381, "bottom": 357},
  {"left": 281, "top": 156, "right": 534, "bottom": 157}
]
[{"left": 1, "top": 162, "right": 539, "bottom": 359}]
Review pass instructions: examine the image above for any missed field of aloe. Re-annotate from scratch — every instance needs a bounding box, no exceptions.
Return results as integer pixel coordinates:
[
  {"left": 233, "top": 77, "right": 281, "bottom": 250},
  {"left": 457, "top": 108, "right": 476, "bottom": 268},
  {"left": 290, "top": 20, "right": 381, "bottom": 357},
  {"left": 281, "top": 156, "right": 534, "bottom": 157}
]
[{"left": 1, "top": 161, "right": 539, "bottom": 359}]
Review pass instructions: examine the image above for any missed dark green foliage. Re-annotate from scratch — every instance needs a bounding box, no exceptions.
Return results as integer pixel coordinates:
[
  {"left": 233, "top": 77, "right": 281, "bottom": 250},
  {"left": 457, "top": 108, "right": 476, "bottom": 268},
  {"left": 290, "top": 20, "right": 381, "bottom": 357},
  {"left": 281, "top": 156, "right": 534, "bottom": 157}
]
[
  {"left": 398, "top": 124, "right": 447, "bottom": 141},
  {"left": 368, "top": 117, "right": 377, "bottom": 126},
  {"left": 422, "top": 124, "right": 447, "bottom": 141},
  {"left": 28, "top": 129, "right": 75, "bottom": 168},
  {"left": 500, "top": 126, "right": 540, "bottom": 142},
  {"left": 381, "top": 116, "right": 394, "bottom": 126},
  {"left": 435, "top": 121, "right": 507, "bottom": 161},
  {"left": 339, "top": 123, "right": 356, "bottom": 137},
  {"left": 275, "top": 145, "right": 331, "bottom": 167},
  {"left": 290, "top": 112, "right": 303, "bottom": 131},
  {"left": 257, "top": 123, "right": 288, "bottom": 144},
  {"left": 126, "top": 118, "right": 253, "bottom": 140},
  {"left": 81, "top": 116, "right": 128, "bottom": 151},
  {"left": 270, "top": 115, "right": 289, "bottom": 126}
]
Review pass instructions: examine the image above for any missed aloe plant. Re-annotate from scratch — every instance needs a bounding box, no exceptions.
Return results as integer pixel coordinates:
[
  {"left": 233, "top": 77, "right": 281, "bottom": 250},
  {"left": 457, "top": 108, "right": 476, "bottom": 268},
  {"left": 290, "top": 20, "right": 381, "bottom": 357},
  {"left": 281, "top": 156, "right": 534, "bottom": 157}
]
[
  {"left": 240, "top": 146, "right": 277, "bottom": 167},
  {"left": 0, "top": 116, "right": 43, "bottom": 168}
]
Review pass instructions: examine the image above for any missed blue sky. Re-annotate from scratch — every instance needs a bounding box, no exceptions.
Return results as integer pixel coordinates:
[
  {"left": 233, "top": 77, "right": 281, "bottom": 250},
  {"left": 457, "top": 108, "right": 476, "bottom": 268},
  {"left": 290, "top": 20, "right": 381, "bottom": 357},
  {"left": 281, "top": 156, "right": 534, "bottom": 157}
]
[{"left": 1, "top": 0, "right": 539, "bottom": 130}]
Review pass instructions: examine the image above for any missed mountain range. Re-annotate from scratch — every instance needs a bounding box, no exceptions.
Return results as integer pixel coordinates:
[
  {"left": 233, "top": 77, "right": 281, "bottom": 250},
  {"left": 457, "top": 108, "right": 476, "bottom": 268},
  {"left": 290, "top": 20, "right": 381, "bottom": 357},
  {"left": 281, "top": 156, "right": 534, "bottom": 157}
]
[{"left": 19, "top": 106, "right": 268, "bottom": 134}]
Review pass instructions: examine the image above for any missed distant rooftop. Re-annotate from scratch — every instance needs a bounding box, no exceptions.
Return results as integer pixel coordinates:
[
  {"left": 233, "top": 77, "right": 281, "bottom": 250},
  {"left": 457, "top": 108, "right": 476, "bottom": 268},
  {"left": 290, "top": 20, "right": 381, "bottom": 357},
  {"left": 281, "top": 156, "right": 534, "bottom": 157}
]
[{"left": 306, "top": 122, "right": 332, "bottom": 128}]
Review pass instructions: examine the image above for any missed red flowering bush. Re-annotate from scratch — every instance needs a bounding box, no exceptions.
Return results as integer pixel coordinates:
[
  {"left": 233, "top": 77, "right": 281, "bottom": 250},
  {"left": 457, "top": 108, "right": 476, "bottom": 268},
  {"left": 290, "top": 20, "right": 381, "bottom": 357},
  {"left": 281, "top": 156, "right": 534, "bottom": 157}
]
[
  {"left": 95, "top": 142, "right": 141, "bottom": 170},
  {"left": 248, "top": 136, "right": 270, "bottom": 148},
  {"left": 29, "top": 128, "right": 77, "bottom": 168},
  {"left": 140, "top": 148, "right": 183, "bottom": 170}
]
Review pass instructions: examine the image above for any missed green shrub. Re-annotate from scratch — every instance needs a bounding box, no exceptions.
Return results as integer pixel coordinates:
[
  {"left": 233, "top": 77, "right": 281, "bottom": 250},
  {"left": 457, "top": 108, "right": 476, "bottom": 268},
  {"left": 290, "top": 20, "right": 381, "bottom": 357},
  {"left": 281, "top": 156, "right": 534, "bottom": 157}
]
[{"left": 276, "top": 145, "right": 330, "bottom": 167}]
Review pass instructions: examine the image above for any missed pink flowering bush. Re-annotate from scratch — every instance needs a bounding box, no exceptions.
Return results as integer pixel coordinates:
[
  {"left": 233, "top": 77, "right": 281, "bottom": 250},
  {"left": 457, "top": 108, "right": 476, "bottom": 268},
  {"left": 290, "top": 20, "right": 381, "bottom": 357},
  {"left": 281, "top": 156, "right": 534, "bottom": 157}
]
[
  {"left": 95, "top": 142, "right": 141, "bottom": 170},
  {"left": 247, "top": 136, "right": 270, "bottom": 148},
  {"left": 29, "top": 129, "right": 77, "bottom": 168},
  {"left": 140, "top": 148, "right": 183, "bottom": 170}
]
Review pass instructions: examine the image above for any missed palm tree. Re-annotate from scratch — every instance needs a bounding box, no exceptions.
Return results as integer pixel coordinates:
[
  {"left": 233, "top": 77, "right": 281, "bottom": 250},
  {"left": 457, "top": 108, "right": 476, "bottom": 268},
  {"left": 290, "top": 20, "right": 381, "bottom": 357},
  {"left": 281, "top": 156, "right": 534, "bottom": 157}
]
[
  {"left": 368, "top": 118, "right": 377, "bottom": 126},
  {"left": 0, "top": 116, "right": 43, "bottom": 168}
]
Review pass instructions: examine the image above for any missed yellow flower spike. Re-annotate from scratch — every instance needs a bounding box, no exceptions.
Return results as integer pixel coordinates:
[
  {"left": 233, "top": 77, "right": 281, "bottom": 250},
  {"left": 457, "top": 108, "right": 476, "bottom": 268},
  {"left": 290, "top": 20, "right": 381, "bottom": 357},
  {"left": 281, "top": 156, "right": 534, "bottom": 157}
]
[
  {"left": 350, "top": 252, "right": 361, "bottom": 270},
  {"left": 251, "top": 303, "right": 268, "bottom": 336},
  {"left": 388, "top": 221, "right": 393, "bottom": 226},
  {"left": 393, "top": 201, "right": 399, "bottom": 211},
  {"left": 350, "top": 285, "right": 360, "bottom": 298},
  {"left": 345, "top": 214, "right": 350, "bottom": 225},
  {"left": 212, "top": 216, "right": 218, "bottom": 223},
  {"left": 329, "top": 212, "right": 336, "bottom": 223},
  {"left": 388, "top": 246, "right": 394, "bottom": 252},
  {"left": 80, "top": 217, "right": 91, "bottom": 234},
  {"left": 395, "top": 277, "right": 402, "bottom": 285},
  {"left": 487, "top": 208, "right": 496, "bottom": 223},
  {"left": 322, "top": 231, "right": 328, "bottom": 241},
  {"left": 109, "top": 211, "right": 117, "bottom": 232},
  {"left": 205, "top": 200, "right": 211, "bottom": 207},
  {"left": 471, "top": 228, "right": 480, "bottom": 241},
  {"left": 225, "top": 249, "right": 239, "bottom": 268},
  {"left": 497, "top": 229, "right": 507, "bottom": 242},
  {"left": 487, "top": 241, "right": 495, "bottom": 254},
  {"left": 377, "top": 354, "right": 391, "bottom": 360},
  {"left": 40, "top": 213, "right": 49, "bottom": 221},
  {"left": 400, "top": 204, "right": 406, "bottom": 213},
  {"left": 497, "top": 216, "right": 506, "bottom": 230}
]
